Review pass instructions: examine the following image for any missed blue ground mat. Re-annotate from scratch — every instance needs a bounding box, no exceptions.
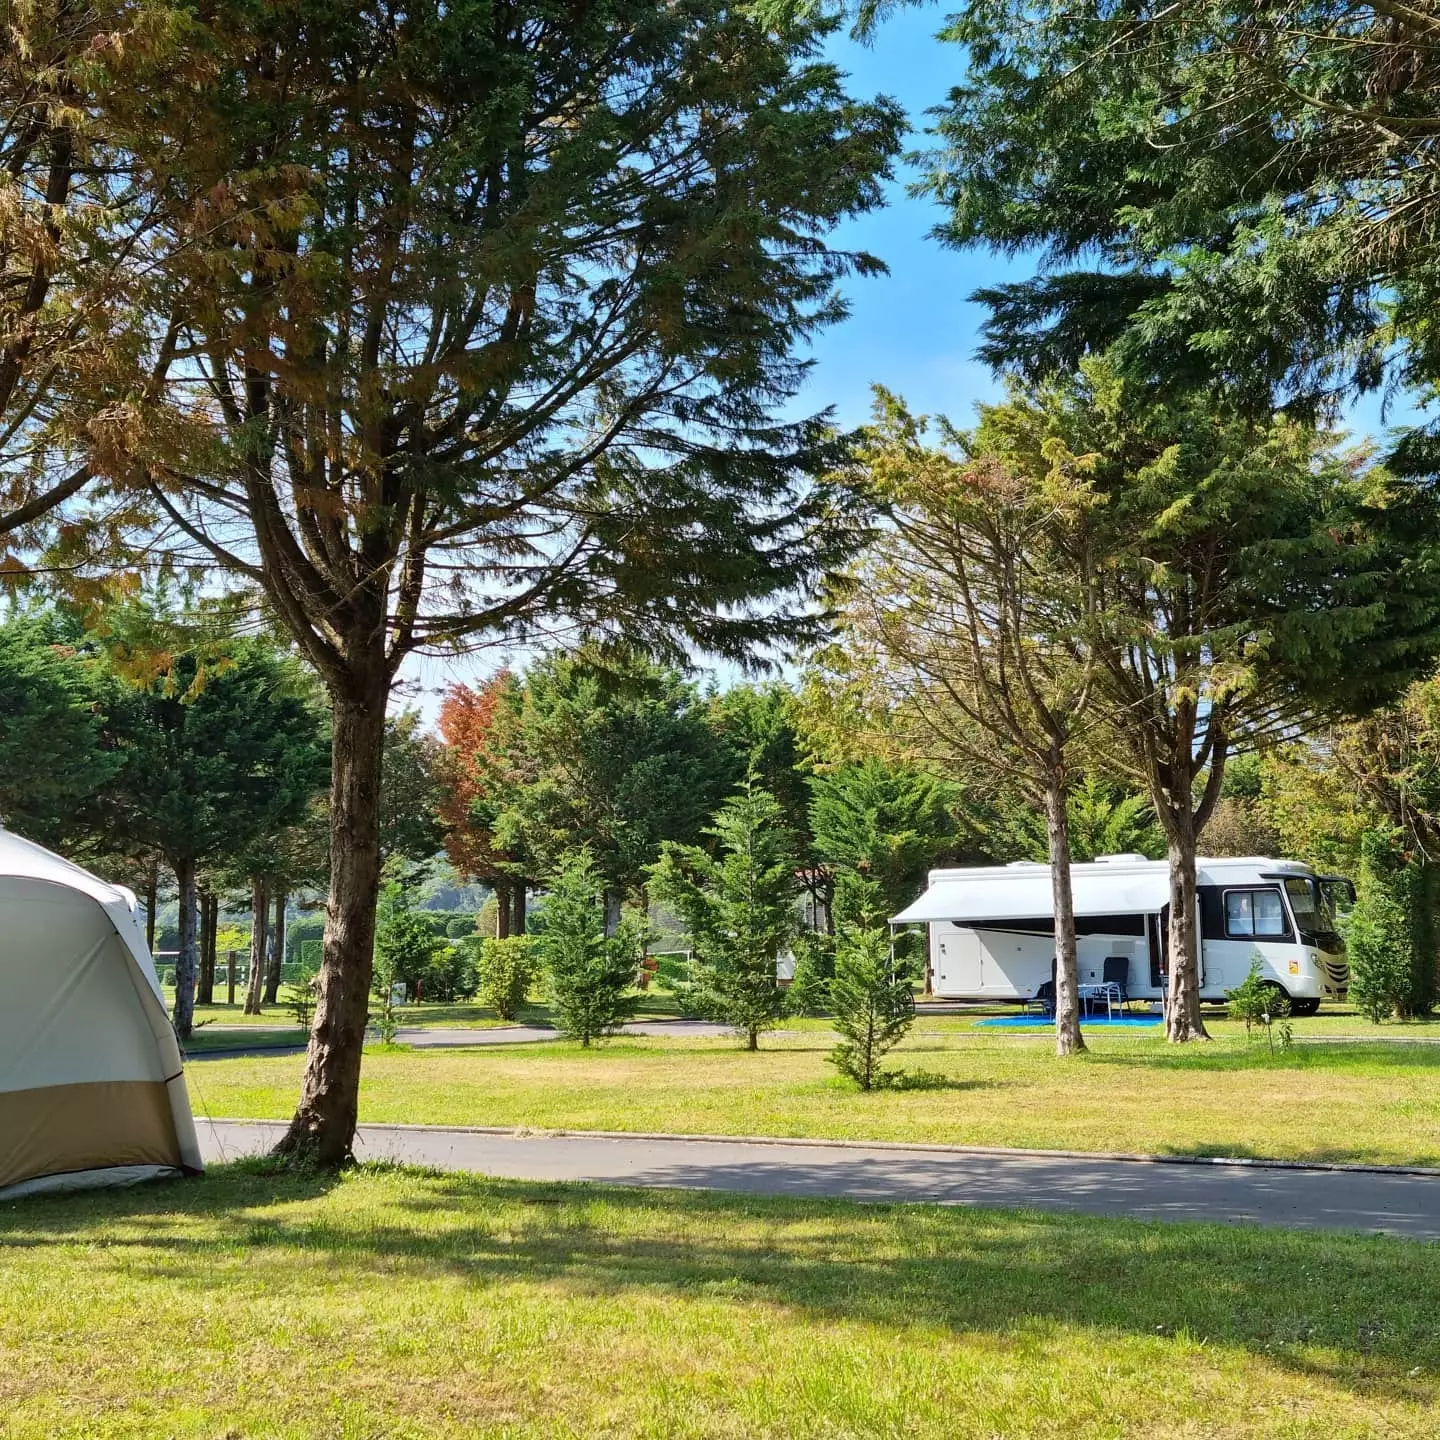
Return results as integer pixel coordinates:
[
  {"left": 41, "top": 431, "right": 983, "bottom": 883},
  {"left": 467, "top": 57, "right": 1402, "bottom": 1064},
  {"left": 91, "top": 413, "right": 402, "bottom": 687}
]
[{"left": 974, "top": 1013, "right": 1162, "bottom": 1029}]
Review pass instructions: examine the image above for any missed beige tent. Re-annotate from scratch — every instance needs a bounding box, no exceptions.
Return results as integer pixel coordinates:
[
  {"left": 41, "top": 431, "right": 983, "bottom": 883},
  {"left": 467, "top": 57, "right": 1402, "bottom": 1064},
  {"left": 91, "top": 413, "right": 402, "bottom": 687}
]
[{"left": 0, "top": 828, "right": 203, "bottom": 1198}]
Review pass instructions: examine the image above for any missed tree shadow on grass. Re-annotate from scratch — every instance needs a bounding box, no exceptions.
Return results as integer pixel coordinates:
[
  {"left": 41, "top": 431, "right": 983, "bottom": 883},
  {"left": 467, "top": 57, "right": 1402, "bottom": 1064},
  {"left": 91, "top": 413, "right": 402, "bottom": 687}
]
[
  {"left": 2, "top": 1163, "right": 1437, "bottom": 1411},
  {"left": 1083, "top": 1040, "right": 1440, "bottom": 1075}
]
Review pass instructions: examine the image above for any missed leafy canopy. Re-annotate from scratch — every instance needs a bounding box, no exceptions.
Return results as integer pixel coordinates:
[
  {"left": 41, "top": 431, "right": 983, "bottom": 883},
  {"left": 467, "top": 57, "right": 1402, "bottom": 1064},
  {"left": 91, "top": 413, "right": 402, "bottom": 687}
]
[{"left": 921, "top": 1, "right": 1440, "bottom": 437}]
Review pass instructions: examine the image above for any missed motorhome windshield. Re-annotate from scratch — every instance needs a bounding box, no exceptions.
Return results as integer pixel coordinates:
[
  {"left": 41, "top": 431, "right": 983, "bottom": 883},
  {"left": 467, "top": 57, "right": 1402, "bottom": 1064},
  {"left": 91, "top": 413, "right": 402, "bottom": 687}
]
[{"left": 1282, "top": 876, "right": 1338, "bottom": 941}]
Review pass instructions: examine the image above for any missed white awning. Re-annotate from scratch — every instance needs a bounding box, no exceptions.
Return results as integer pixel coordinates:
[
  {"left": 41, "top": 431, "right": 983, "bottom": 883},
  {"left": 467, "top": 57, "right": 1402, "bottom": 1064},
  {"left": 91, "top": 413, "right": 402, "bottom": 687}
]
[{"left": 891, "top": 866, "right": 1170, "bottom": 925}]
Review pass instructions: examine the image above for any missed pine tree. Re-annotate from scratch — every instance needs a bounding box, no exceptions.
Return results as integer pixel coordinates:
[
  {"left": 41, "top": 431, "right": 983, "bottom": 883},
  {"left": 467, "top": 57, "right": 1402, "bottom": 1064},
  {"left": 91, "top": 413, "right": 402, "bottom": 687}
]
[
  {"left": 828, "top": 910, "right": 916, "bottom": 1091},
  {"left": 535, "top": 850, "right": 642, "bottom": 1047},
  {"left": 650, "top": 785, "right": 800, "bottom": 1050}
]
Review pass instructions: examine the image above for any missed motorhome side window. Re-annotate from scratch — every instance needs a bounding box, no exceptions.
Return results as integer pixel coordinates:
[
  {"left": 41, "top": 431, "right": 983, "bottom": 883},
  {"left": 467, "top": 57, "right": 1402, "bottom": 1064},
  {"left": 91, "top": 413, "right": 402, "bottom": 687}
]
[{"left": 1224, "top": 888, "right": 1289, "bottom": 939}]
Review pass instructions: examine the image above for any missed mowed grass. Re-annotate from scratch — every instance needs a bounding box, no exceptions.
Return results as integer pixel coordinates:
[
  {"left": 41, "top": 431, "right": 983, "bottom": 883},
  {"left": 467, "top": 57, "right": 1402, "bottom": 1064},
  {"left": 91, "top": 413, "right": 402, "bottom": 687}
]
[
  {"left": 1, "top": 1163, "right": 1436, "bottom": 1439},
  {"left": 185, "top": 1023, "right": 1440, "bottom": 1167},
  {"left": 182, "top": 1026, "right": 305, "bottom": 1054}
]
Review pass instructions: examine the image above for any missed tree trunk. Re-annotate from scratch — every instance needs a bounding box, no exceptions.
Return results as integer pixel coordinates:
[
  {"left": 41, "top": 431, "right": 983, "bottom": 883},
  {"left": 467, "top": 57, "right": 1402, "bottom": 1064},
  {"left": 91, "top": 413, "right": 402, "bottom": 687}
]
[
  {"left": 227, "top": 948, "right": 237, "bottom": 1006},
  {"left": 511, "top": 880, "right": 526, "bottom": 936},
  {"left": 244, "top": 876, "right": 269, "bottom": 1015},
  {"left": 495, "top": 880, "right": 512, "bottom": 939},
  {"left": 265, "top": 888, "right": 287, "bottom": 1004},
  {"left": 171, "top": 856, "right": 199, "bottom": 1040},
  {"left": 1165, "top": 828, "right": 1210, "bottom": 1042},
  {"left": 208, "top": 894, "right": 220, "bottom": 997},
  {"left": 1044, "top": 767, "right": 1085, "bottom": 1056},
  {"left": 274, "top": 686, "right": 388, "bottom": 1167},
  {"left": 145, "top": 862, "right": 158, "bottom": 954},
  {"left": 197, "top": 888, "right": 215, "bottom": 1005}
]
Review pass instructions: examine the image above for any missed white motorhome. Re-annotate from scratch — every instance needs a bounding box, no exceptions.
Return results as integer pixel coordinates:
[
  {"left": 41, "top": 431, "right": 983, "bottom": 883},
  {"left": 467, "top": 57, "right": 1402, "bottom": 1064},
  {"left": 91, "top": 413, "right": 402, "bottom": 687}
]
[{"left": 891, "top": 855, "right": 1352, "bottom": 1015}]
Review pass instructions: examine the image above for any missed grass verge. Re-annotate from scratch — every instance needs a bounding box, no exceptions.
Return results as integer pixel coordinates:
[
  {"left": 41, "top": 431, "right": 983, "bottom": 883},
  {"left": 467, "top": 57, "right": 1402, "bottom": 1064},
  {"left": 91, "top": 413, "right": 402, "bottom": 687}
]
[
  {"left": 1, "top": 1164, "right": 1435, "bottom": 1438},
  {"left": 184, "top": 1025, "right": 1440, "bottom": 1167}
]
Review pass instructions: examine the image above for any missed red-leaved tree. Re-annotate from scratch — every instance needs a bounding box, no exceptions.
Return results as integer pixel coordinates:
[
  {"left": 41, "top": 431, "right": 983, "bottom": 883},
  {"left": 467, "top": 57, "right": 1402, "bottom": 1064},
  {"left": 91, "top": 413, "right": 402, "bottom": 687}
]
[{"left": 437, "top": 676, "right": 527, "bottom": 936}]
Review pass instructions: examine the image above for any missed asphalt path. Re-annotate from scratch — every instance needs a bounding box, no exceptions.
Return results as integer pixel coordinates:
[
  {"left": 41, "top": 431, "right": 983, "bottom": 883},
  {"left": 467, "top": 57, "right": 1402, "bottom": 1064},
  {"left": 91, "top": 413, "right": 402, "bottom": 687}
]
[
  {"left": 196, "top": 1119, "right": 1440, "bottom": 1238},
  {"left": 187, "top": 1019, "right": 750, "bottom": 1058}
]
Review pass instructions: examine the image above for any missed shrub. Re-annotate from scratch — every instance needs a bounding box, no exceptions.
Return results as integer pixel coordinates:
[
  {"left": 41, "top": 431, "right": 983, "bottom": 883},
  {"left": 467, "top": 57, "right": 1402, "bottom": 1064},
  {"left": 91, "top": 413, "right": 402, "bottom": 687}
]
[
  {"left": 786, "top": 931, "right": 836, "bottom": 1016},
  {"left": 827, "top": 922, "right": 916, "bottom": 1090},
  {"left": 477, "top": 935, "right": 535, "bottom": 1019},
  {"left": 285, "top": 971, "right": 319, "bottom": 1029},
  {"left": 425, "top": 943, "right": 479, "bottom": 1003},
  {"left": 1346, "top": 833, "right": 1437, "bottom": 1022},
  {"left": 285, "top": 913, "right": 325, "bottom": 963},
  {"left": 1226, "top": 959, "right": 1293, "bottom": 1055},
  {"left": 476, "top": 895, "right": 501, "bottom": 939},
  {"left": 374, "top": 884, "right": 445, "bottom": 1001}
]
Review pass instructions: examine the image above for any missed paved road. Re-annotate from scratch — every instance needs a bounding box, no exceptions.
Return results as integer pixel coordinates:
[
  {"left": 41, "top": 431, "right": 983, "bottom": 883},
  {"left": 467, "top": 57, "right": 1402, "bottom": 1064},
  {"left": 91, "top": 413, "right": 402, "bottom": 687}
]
[
  {"left": 196, "top": 1120, "right": 1440, "bottom": 1238},
  {"left": 189, "top": 1018, "right": 750, "bottom": 1058}
]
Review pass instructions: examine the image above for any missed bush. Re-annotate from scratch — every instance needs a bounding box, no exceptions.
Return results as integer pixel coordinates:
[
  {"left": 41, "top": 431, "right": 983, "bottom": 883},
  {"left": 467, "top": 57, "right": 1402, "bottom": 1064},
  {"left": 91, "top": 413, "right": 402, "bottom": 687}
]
[
  {"left": 286, "top": 913, "right": 325, "bottom": 964},
  {"left": 425, "top": 942, "right": 479, "bottom": 1003},
  {"left": 786, "top": 931, "right": 836, "bottom": 1016},
  {"left": 374, "top": 885, "right": 446, "bottom": 1001},
  {"left": 446, "top": 914, "right": 477, "bottom": 938},
  {"left": 285, "top": 971, "right": 320, "bottom": 1029},
  {"left": 476, "top": 935, "right": 535, "bottom": 1019},
  {"left": 1225, "top": 959, "right": 1293, "bottom": 1055},
  {"left": 827, "top": 922, "right": 916, "bottom": 1090},
  {"left": 1346, "top": 833, "right": 1437, "bottom": 1022},
  {"left": 476, "top": 895, "right": 501, "bottom": 939}
]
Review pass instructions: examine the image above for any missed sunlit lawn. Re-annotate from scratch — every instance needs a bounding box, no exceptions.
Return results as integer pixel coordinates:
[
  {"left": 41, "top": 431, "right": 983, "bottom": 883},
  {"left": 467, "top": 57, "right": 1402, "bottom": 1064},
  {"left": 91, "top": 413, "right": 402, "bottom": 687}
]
[
  {"left": 185, "top": 1022, "right": 1440, "bottom": 1167},
  {"left": 0, "top": 1163, "right": 1435, "bottom": 1439},
  {"left": 182, "top": 1026, "right": 306, "bottom": 1054}
]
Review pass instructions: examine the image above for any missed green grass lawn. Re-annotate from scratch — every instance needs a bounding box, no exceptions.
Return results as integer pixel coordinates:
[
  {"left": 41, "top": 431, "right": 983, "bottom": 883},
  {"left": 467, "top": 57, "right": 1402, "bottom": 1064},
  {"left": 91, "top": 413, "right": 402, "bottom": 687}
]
[
  {"left": 184, "top": 1024, "right": 1440, "bottom": 1167},
  {"left": 0, "top": 1163, "right": 1435, "bottom": 1438},
  {"left": 166, "top": 990, "right": 687, "bottom": 1030},
  {"left": 182, "top": 1026, "right": 306, "bottom": 1054}
]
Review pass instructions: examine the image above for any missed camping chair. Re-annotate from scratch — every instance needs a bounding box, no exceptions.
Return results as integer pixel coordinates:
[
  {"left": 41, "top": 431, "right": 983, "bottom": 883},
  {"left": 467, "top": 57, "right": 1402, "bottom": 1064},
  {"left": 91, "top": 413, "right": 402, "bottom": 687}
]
[
  {"left": 1102, "top": 956, "right": 1131, "bottom": 1013},
  {"left": 1029, "top": 979, "right": 1056, "bottom": 1017}
]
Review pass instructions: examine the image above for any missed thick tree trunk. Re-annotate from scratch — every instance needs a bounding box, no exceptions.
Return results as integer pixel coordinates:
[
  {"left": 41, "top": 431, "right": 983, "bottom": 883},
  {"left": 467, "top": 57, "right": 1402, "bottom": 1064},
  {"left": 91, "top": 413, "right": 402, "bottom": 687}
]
[
  {"left": 511, "top": 880, "right": 526, "bottom": 936},
  {"left": 1044, "top": 769, "right": 1086, "bottom": 1056},
  {"left": 244, "top": 876, "right": 269, "bottom": 1015},
  {"left": 145, "top": 863, "right": 158, "bottom": 954},
  {"left": 197, "top": 889, "right": 215, "bottom": 1005},
  {"left": 171, "top": 856, "right": 198, "bottom": 1040},
  {"left": 1165, "top": 828, "right": 1210, "bottom": 1042},
  {"left": 495, "top": 881, "right": 512, "bottom": 939},
  {"left": 265, "top": 888, "right": 287, "bottom": 1004},
  {"left": 274, "top": 687, "right": 388, "bottom": 1167}
]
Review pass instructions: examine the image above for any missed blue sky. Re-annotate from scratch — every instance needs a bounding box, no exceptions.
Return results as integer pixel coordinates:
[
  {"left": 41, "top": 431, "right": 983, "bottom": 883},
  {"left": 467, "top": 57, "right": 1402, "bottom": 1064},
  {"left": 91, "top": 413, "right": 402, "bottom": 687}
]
[{"left": 791, "top": 7, "right": 1023, "bottom": 433}]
